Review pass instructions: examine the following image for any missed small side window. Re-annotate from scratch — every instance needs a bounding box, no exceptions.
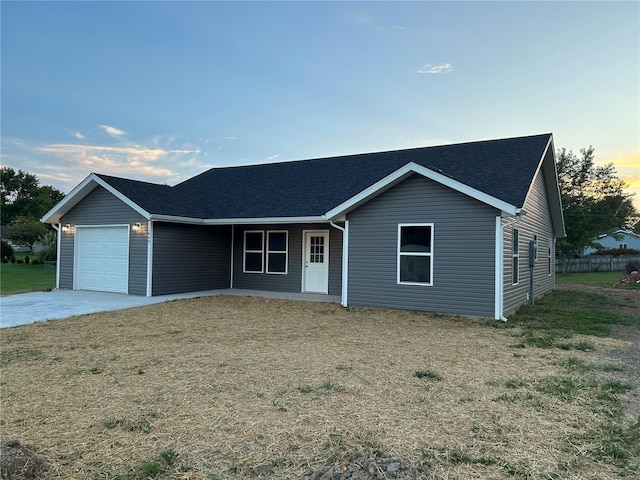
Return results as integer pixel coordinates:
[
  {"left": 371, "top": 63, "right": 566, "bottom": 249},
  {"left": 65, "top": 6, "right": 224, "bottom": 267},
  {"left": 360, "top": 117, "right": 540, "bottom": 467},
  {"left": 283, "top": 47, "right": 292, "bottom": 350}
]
[
  {"left": 512, "top": 228, "right": 520, "bottom": 285},
  {"left": 243, "top": 231, "right": 264, "bottom": 273}
]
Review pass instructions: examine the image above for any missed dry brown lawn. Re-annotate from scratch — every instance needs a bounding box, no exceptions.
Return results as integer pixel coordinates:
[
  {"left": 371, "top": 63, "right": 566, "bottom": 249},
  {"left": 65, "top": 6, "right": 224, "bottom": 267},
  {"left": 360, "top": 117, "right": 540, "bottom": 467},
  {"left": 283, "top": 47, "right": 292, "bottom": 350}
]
[{"left": 0, "top": 295, "right": 633, "bottom": 479}]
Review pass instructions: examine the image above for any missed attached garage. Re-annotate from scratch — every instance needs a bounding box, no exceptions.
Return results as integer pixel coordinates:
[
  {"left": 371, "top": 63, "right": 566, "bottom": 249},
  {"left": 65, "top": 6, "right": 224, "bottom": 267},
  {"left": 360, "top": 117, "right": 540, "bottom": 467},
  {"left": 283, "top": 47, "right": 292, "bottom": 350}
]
[{"left": 74, "top": 225, "right": 130, "bottom": 293}]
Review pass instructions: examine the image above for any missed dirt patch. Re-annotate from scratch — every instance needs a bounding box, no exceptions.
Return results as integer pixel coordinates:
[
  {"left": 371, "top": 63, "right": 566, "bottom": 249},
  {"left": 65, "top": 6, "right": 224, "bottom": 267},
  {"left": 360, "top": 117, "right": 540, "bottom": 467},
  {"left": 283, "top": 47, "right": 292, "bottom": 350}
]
[
  {"left": 300, "top": 451, "right": 430, "bottom": 479},
  {"left": 0, "top": 294, "right": 636, "bottom": 479},
  {"left": 0, "top": 440, "right": 48, "bottom": 480}
]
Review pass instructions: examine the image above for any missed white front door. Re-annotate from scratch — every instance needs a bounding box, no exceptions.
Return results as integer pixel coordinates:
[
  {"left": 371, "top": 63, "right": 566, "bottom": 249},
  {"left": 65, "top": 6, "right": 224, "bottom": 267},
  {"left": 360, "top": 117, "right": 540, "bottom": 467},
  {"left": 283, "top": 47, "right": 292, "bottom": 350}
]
[{"left": 303, "top": 231, "right": 329, "bottom": 293}]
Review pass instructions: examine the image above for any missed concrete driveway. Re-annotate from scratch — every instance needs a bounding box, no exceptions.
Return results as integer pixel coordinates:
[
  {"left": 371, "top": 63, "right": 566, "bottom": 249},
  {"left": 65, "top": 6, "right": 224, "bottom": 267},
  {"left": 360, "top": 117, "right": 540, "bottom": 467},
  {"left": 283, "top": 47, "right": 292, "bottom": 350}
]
[
  {"left": 0, "top": 289, "right": 340, "bottom": 329},
  {"left": 0, "top": 289, "right": 222, "bottom": 328}
]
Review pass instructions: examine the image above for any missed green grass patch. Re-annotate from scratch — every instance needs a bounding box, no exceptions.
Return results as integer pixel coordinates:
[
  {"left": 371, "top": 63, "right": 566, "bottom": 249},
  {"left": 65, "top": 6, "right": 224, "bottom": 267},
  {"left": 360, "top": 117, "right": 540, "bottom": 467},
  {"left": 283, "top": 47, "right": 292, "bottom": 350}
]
[
  {"left": 414, "top": 369, "right": 443, "bottom": 381},
  {"left": 102, "top": 412, "right": 159, "bottom": 434},
  {"left": 0, "top": 256, "right": 56, "bottom": 295},
  {"left": 559, "top": 356, "right": 624, "bottom": 373},
  {"left": 570, "top": 418, "right": 640, "bottom": 474},
  {"left": 556, "top": 271, "right": 624, "bottom": 287},
  {"left": 505, "top": 290, "right": 639, "bottom": 347},
  {"left": 297, "top": 382, "right": 346, "bottom": 394},
  {"left": 111, "top": 449, "right": 179, "bottom": 480}
]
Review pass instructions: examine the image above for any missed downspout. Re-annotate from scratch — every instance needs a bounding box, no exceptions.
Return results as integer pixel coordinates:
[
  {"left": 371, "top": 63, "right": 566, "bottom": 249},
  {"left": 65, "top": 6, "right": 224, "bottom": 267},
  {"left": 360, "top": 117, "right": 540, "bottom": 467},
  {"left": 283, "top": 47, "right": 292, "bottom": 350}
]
[
  {"left": 329, "top": 220, "right": 348, "bottom": 307},
  {"left": 53, "top": 224, "right": 60, "bottom": 290},
  {"left": 230, "top": 225, "right": 235, "bottom": 289},
  {"left": 146, "top": 220, "right": 153, "bottom": 296},
  {"left": 496, "top": 213, "right": 524, "bottom": 322}
]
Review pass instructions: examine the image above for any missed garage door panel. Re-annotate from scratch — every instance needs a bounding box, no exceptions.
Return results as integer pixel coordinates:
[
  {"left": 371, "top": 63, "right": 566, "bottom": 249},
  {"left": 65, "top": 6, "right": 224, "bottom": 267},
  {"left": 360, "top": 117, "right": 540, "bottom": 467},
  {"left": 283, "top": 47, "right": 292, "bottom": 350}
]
[{"left": 75, "top": 226, "right": 129, "bottom": 293}]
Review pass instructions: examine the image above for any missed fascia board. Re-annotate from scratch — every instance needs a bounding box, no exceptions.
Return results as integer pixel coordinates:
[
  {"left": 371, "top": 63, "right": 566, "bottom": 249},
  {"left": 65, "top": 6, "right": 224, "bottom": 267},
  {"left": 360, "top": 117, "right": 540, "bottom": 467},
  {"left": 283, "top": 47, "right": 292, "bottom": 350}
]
[
  {"left": 40, "top": 173, "right": 151, "bottom": 224},
  {"left": 149, "top": 214, "right": 327, "bottom": 225},
  {"left": 325, "top": 162, "right": 519, "bottom": 219}
]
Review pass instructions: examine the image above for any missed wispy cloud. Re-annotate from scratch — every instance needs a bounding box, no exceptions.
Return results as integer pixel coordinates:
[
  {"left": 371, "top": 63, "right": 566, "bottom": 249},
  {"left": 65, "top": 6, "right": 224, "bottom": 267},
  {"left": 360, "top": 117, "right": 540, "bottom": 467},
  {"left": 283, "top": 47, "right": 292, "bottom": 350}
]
[
  {"left": 265, "top": 153, "right": 280, "bottom": 162},
  {"left": 417, "top": 63, "right": 453, "bottom": 74},
  {"left": 1, "top": 134, "right": 208, "bottom": 193},
  {"left": 74, "top": 131, "right": 85, "bottom": 140},
  {"left": 98, "top": 124, "right": 126, "bottom": 138}
]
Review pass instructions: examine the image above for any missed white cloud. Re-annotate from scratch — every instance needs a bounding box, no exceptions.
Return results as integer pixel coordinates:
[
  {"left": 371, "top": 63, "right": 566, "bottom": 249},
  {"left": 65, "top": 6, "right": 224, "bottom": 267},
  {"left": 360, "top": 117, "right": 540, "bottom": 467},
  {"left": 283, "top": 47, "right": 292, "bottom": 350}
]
[
  {"left": 417, "top": 63, "right": 453, "bottom": 74},
  {"left": 1, "top": 135, "right": 205, "bottom": 193},
  {"left": 74, "top": 131, "right": 85, "bottom": 139},
  {"left": 98, "top": 124, "right": 126, "bottom": 138},
  {"left": 265, "top": 153, "right": 280, "bottom": 162}
]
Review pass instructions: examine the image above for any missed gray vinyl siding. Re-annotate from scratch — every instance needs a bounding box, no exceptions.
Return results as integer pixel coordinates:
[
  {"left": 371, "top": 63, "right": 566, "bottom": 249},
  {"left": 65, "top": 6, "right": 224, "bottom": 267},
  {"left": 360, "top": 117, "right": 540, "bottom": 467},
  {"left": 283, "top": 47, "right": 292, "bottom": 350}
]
[
  {"left": 59, "top": 185, "right": 148, "bottom": 295},
  {"left": 232, "top": 224, "right": 343, "bottom": 295},
  {"left": 346, "top": 174, "right": 498, "bottom": 317},
  {"left": 152, "top": 223, "right": 231, "bottom": 295},
  {"left": 503, "top": 168, "right": 556, "bottom": 315}
]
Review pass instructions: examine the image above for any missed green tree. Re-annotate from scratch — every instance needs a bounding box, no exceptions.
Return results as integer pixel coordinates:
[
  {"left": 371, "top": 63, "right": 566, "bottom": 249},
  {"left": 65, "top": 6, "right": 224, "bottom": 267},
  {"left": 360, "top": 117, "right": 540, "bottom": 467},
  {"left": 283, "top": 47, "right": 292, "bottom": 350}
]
[
  {"left": 9, "top": 216, "right": 49, "bottom": 252},
  {"left": 1, "top": 167, "right": 65, "bottom": 225},
  {"left": 556, "top": 146, "right": 637, "bottom": 256}
]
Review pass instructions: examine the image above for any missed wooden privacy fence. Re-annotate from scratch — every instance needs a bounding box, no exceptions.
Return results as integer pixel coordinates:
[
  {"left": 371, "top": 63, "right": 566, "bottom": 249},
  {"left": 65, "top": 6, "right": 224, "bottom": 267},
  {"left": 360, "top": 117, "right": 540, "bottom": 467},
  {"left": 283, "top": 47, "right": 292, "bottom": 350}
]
[{"left": 555, "top": 255, "right": 640, "bottom": 274}]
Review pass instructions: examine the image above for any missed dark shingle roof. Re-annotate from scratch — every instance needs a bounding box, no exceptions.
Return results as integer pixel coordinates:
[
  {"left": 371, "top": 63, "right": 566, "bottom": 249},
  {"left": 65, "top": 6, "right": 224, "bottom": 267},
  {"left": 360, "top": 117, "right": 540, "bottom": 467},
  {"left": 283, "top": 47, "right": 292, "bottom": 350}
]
[{"left": 98, "top": 133, "right": 552, "bottom": 220}]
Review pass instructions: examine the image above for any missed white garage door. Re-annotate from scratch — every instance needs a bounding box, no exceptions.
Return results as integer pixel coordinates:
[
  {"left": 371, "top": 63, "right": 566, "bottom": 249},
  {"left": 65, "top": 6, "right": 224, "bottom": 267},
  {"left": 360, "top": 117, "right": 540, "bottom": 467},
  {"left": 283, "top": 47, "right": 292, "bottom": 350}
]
[{"left": 75, "top": 226, "right": 129, "bottom": 293}]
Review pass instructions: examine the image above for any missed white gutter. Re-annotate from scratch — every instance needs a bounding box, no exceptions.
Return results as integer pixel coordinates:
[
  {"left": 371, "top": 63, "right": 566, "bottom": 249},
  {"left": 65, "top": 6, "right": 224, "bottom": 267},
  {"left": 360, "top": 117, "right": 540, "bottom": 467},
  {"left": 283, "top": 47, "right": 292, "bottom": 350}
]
[
  {"left": 495, "top": 212, "right": 525, "bottom": 321},
  {"left": 149, "top": 214, "right": 326, "bottom": 226},
  {"left": 329, "top": 220, "right": 349, "bottom": 307}
]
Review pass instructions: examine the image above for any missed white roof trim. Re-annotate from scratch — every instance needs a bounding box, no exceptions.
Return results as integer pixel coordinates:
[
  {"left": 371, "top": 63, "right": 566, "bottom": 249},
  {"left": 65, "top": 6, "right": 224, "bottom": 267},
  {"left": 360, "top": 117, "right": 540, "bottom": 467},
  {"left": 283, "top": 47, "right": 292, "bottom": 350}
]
[
  {"left": 41, "top": 173, "right": 151, "bottom": 224},
  {"left": 325, "top": 162, "right": 519, "bottom": 220}
]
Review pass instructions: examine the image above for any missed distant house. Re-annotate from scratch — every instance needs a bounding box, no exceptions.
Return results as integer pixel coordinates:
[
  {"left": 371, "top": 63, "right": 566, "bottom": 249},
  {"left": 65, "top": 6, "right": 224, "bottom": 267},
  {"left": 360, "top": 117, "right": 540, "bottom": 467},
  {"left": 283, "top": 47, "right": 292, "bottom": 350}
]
[
  {"left": 41, "top": 133, "right": 565, "bottom": 320},
  {"left": 582, "top": 229, "right": 640, "bottom": 255}
]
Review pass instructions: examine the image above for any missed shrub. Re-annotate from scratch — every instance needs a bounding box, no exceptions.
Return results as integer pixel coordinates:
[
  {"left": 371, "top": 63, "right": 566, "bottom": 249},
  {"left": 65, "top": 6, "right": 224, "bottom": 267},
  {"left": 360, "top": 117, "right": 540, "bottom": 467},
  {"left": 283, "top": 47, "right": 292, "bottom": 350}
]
[
  {"left": 1, "top": 257, "right": 7, "bottom": 263},
  {"left": 1, "top": 240, "right": 14, "bottom": 259},
  {"left": 30, "top": 259, "right": 40, "bottom": 265},
  {"left": 24, "top": 255, "right": 30, "bottom": 264},
  {"left": 625, "top": 260, "right": 640, "bottom": 274},
  {"left": 38, "top": 230, "right": 57, "bottom": 262},
  {"left": 16, "top": 259, "right": 24, "bottom": 264},
  {"left": 595, "top": 248, "right": 640, "bottom": 256},
  {"left": 10, "top": 255, "right": 16, "bottom": 264}
]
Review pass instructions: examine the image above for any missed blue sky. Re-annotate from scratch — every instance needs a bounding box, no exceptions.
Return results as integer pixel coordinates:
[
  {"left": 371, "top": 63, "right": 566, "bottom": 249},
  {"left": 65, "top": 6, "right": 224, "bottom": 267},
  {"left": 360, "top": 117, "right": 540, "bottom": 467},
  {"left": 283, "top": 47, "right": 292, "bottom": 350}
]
[{"left": 2, "top": 1, "right": 639, "bottom": 208}]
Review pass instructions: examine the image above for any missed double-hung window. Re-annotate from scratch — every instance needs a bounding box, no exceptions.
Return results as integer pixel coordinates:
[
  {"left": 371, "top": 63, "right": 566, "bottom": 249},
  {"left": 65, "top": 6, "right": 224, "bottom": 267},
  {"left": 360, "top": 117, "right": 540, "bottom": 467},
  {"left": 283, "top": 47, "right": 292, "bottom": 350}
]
[
  {"left": 512, "top": 228, "right": 520, "bottom": 285},
  {"left": 243, "top": 231, "right": 264, "bottom": 273},
  {"left": 398, "top": 224, "right": 433, "bottom": 285},
  {"left": 266, "top": 231, "right": 288, "bottom": 274}
]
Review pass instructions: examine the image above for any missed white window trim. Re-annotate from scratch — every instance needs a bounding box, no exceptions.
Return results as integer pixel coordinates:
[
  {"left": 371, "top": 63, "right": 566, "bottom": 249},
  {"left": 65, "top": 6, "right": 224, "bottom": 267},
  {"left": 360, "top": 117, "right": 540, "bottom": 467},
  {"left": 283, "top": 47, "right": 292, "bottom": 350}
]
[
  {"left": 266, "top": 230, "right": 288, "bottom": 275},
  {"left": 397, "top": 223, "right": 434, "bottom": 286},
  {"left": 243, "top": 230, "right": 264, "bottom": 273},
  {"left": 512, "top": 228, "right": 520, "bottom": 285}
]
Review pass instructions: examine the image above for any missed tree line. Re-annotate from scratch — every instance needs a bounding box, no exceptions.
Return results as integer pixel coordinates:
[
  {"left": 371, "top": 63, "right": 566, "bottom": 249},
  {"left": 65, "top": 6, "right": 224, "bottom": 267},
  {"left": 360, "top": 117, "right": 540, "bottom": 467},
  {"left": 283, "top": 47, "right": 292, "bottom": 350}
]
[{"left": 1, "top": 167, "right": 65, "bottom": 252}]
